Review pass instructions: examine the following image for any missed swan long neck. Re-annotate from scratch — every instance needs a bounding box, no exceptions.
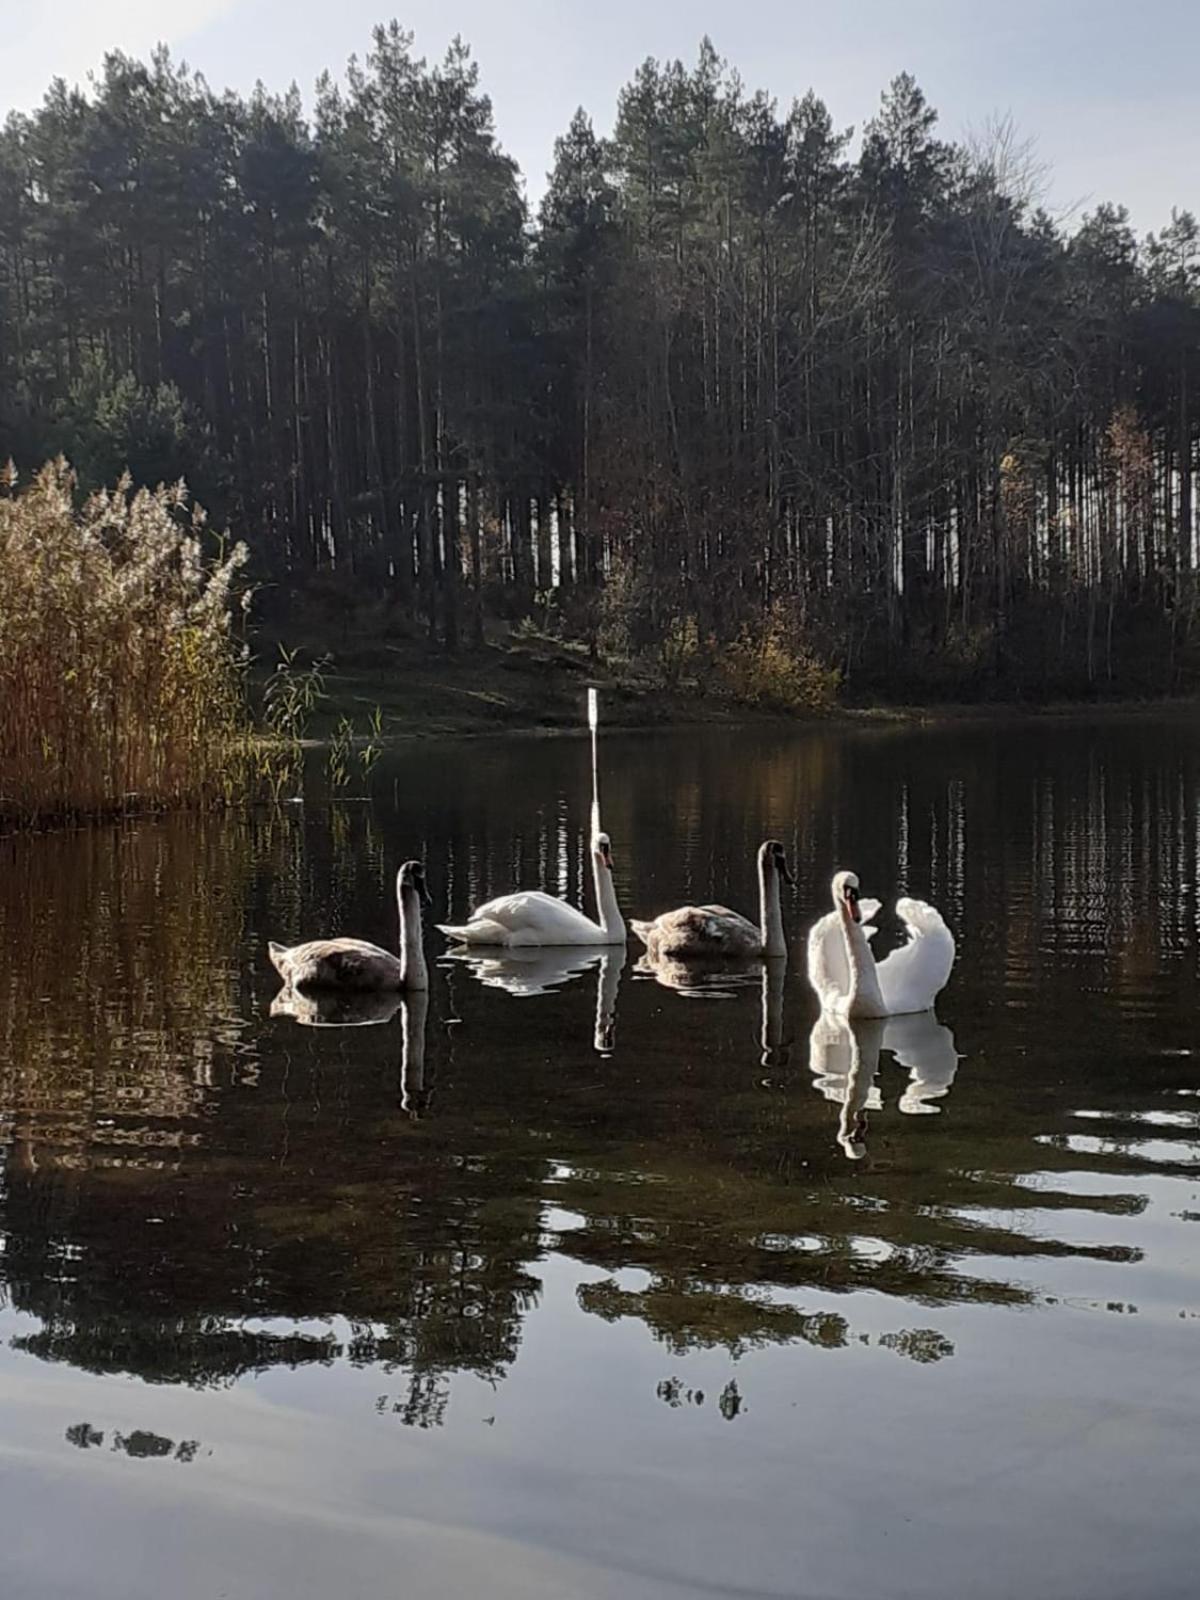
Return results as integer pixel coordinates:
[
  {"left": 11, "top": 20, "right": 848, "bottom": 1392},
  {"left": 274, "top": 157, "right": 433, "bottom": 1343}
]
[
  {"left": 839, "top": 898, "right": 884, "bottom": 1016},
  {"left": 592, "top": 851, "right": 625, "bottom": 942},
  {"left": 399, "top": 882, "right": 429, "bottom": 990},
  {"left": 759, "top": 856, "right": 786, "bottom": 957}
]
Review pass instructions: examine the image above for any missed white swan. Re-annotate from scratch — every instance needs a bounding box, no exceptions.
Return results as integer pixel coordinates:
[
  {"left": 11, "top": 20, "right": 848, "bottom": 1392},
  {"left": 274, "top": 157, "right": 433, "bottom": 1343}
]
[
  {"left": 630, "top": 840, "right": 792, "bottom": 960},
  {"left": 437, "top": 832, "right": 625, "bottom": 948},
  {"left": 807, "top": 870, "right": 954, "bottom": 1017},
  {"left": 268, "top": 860, "right": 431, "bottom": 991}
]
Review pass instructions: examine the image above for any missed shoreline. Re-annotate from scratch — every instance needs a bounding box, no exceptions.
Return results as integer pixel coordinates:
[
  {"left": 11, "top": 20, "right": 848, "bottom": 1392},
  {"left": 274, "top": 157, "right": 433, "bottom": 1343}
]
[{"left": 288, "top": 634, "right": 1198, "bottom": 744}]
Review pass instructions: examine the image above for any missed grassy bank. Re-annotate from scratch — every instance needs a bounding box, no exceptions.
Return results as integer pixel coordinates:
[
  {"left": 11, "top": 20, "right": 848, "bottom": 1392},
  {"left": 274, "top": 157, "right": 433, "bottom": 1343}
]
[
  {"left": 287, "top": 635, "right": 761, "bottom": 741},
  {"left": 259, "top": 626, "right": 1197, "bottom": 744}
]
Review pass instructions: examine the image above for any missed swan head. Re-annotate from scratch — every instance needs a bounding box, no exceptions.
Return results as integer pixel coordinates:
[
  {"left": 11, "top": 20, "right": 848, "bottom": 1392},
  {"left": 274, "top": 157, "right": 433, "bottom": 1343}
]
[
  {"left": 831, "top": 870, "right": 861, "bottom": 923},
  {"left": 759, "top": 839, "right": 794, "bottom": 886},
  {"left": 592, "top": 831, "right": 614, "bottom": 871},
  {"left": 398, "top": 860, "right": 433, "bottom": 906}
]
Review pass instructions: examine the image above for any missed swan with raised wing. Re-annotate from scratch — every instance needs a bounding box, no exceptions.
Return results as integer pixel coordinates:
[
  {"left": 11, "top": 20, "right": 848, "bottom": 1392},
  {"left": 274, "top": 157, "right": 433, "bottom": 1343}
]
[
  {"left": 268, "top": 860, "right": 431, "bottom": 991},
  {"left": 437, "top": 832, "right": 625, "bottom": 948},
  {"left": 631, "top": 840, "right": 792, "bottom": 960},
  {"left": 807, "top": 870, "right": 954, "bottom": 1018}
]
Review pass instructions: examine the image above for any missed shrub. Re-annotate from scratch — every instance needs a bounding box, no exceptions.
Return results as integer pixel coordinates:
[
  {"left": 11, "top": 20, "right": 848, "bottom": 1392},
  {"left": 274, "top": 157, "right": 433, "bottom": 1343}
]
[
  {"left": 717, "top": 606, "right": 840, "bottom": 711},
  {"left": 0, "top": 460, "right": 250, "bottom": 823},
  {"left": 658, "top": 614, "right": 702, "bottom": 688}
]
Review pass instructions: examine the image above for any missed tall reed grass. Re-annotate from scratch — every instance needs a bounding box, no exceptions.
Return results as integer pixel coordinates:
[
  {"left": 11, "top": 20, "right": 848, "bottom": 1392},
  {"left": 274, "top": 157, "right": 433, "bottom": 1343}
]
[{"left": 0, "top": 460, "right": 250, "bottom": 824}]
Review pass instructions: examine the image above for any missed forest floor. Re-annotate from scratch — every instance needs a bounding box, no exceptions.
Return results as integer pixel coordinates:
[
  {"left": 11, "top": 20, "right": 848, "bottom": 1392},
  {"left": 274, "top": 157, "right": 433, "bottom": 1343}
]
[
  {"left": 283, "top": 631, "right": 748, "bottom": 740},
  {"left": 261, "top": 625, "right": 1197, "bottom": 742}
]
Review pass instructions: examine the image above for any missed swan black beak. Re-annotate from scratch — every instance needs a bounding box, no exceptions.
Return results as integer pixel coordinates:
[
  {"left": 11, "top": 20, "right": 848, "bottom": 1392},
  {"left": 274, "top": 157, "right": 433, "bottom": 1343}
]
[
  {"left": 413, "top": 868, "right": 433, "bottom": 907},
  {"left": 844, "top": 886, "right": 861, "bottom": 923},
  {"left": 778, "top": 854, "right": 794, "bottom": 887}
]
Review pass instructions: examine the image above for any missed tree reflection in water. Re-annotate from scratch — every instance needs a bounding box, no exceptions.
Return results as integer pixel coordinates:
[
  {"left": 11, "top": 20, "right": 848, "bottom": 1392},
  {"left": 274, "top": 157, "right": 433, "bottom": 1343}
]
[{"left": 1, "top": 720, "right": 1199, "bottom": 1424}]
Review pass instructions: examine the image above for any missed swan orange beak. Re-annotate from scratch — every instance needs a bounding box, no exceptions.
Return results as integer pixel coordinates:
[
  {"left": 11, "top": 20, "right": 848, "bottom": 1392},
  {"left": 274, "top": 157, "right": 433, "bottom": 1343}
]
[{"left": 844, "top": 886, "right": 861, "bottom": 923}]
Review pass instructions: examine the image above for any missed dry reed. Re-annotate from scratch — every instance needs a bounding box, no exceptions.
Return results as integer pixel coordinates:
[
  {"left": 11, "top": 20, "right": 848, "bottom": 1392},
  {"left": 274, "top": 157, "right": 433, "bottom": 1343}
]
[{"left": 0, "top": 459, "right": 250, "bottom": 824}]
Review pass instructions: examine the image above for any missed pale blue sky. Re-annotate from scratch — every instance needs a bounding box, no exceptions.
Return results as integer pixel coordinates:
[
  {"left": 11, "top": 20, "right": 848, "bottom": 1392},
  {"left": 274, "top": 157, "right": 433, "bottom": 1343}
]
[{"left": 6, "top": 0, "right": 1196, "bottom": 234}]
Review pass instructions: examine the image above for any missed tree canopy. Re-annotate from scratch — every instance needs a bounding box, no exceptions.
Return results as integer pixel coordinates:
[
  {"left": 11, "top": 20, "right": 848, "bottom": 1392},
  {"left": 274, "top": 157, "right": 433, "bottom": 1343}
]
[{"left": 3, "top": 34, "right": 1199, "bottom": 693}]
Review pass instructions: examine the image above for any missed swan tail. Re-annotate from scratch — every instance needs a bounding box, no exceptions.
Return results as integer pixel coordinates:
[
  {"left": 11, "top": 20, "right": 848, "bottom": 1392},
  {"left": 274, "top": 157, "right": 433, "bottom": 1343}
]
[
  {"left": 629, "top": 920, "right": 653, "bottom": 946},
  {"left": 267, "top": 941, "right": 291, "bottom": 978}
]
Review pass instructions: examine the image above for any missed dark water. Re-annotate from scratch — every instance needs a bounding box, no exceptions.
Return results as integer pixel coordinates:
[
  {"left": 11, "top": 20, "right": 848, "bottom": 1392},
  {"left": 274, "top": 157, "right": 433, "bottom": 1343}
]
[{"left": 2, "top": 717, "right": 1199, "bottom": 1600}]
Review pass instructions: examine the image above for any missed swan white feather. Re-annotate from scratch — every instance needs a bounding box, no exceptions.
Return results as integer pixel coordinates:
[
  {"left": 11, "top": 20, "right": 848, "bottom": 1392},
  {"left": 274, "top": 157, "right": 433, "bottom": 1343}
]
[
  {"left": 807, "top": 873, "right": 954, "bottom": 1017},
  {"left": 438, "top": 833, "right": 624, "bottom": 948}
]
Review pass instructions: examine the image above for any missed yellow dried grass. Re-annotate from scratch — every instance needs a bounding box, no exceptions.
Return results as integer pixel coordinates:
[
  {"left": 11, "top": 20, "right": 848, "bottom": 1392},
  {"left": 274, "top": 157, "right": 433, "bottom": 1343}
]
[{"left": 0, "top": 460, "right": 251, "bottom": 824}]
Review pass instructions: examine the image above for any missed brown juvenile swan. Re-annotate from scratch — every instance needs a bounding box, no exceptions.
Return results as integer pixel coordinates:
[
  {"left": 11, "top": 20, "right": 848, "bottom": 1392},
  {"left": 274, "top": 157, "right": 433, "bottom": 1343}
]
[
  {"left": 631, "top": 840, "right": 793, "bottom": 960},
  {"left": 268, "top": 860, "right": 431, "bottom": 991}
]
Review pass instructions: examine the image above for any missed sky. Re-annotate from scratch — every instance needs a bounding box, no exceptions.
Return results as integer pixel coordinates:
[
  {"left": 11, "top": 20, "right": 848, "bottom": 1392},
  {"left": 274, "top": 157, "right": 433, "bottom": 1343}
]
[{"left": 4, "top": 0, "right": 1197, "bottom": 235}]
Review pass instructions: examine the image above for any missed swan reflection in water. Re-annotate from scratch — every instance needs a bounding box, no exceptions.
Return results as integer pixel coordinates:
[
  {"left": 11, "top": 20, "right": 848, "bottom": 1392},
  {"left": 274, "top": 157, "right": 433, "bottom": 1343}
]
[
  {"left": 635, "top": 952, "right": 791, "bottom": 1069},
  {"left": 269, "top": 987, "right": 432, "bottom": 1116},
  {"left": 809, "top": 1010, "right": 961, "bottom": 1159},
  {"left": 441, "top": 945, "right": 626, "bottom": 1055}
]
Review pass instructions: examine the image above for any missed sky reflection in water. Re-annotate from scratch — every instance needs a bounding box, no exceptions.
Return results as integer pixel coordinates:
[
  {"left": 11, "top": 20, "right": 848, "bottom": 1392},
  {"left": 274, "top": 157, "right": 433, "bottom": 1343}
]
[{"left": 1, "top": 717, "right": 1199, "bottom": 1599}]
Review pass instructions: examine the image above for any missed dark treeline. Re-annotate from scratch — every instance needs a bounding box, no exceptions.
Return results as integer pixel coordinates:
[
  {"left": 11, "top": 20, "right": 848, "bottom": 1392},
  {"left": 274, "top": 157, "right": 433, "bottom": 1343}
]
[{"left": 3, "top": 27, "right": 1200, "bottom": 695}]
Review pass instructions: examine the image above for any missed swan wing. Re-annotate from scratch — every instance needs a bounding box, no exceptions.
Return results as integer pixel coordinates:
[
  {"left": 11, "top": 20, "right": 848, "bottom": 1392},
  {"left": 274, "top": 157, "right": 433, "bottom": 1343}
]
[
  {"left": 438, "top": 890, "right": 603, "bottom": 947},
  {"left": 636, "top": 904, "right": 759, "bottom": 958},
  {"left": 875, "top": 899, "right": 956, "bottom": 1015},
  {"left": 268, "top": 937, "right": 403, "bottom": 991}
]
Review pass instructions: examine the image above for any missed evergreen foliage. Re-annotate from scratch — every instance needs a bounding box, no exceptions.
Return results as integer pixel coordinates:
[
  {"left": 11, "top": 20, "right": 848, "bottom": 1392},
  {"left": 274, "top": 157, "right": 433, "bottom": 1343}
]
[{"left": 3, "top": 37, "right": 1200, "bottom": 693}]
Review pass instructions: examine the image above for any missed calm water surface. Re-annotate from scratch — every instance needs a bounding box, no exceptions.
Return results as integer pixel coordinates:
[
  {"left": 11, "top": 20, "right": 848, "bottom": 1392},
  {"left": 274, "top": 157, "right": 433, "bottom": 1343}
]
[{"left": 2, "top": 718, "right": 1199, "bottom": 1599}]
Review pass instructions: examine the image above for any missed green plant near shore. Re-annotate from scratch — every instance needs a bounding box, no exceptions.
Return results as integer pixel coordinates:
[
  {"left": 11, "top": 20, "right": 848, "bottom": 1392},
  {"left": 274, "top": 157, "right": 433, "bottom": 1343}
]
[
  {"left": 258, "top": 645, "right": 330, "bottom": 800},
  {"left": 261, "top": 649, "right": 385, "bottom": 795},
  {"left": 0, "top": 460, "right": 251, "bottom": 824}
]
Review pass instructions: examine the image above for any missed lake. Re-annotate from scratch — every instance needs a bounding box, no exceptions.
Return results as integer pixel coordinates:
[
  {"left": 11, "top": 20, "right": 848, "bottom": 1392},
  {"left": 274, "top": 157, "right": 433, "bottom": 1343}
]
[{"left": 1, "top": 715, "right": 1198, "bottom": 1600}]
